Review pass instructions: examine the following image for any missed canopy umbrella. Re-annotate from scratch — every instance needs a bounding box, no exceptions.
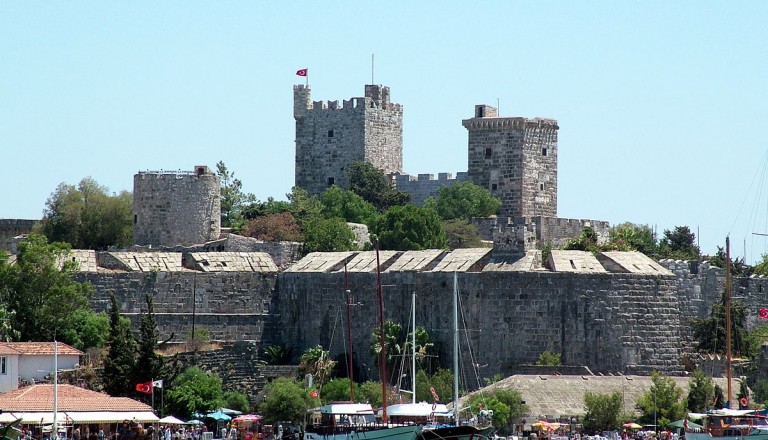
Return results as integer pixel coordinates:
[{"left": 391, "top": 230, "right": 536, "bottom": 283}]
[
  {"left": 623, "top": 423, "right": 642, "bottom": 429},
  {"left": 221, "top": 408, "right": 243, "bottom": 416},
  {"left": 667, "top": 420, "right": 703, "bottom": 430},
  {"left": 159, "top": 416, "right": 186, "bottom": 425},
  {"left": 232, "top": 415, "right": 262, "bottom": 423},
  {"left": 186, "top": 420, "right": 204, "bottom": 426},
  {"left": 204, "top": 410, "right": 231, "bottom": 422}
]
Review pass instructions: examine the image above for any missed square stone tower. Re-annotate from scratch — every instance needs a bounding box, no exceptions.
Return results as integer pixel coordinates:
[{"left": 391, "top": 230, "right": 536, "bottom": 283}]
[
  {"left": 294, "top": 84, "right": 403, "bottom": 195},
  {"left": 463, "top": 105, "right": 558, "bottom": 218}
]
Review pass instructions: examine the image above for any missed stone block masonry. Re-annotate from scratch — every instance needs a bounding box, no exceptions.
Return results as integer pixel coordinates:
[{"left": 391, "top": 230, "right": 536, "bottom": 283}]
[
  {"left": 393, "top": 172, "right": 470, "bottom": 206},
  {"left": 294, "top": 84, "right": 403, "bottom": 196},
  {"left": 0, "top": 219, "right": 36, "bottom": 254},
  {"left": 133, "top": 166, "right": 221, "bottom": 247}
]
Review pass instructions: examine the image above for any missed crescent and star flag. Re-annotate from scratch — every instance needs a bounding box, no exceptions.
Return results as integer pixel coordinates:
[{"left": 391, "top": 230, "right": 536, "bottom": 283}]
[
  {"left": 759, "top": 308, "right": 768, "bottom": 320},
  {"left": 296, "top": 68, "right": 308, "bottom": 77},
  {"left": 309, "top": 390, "right": 319, "bottom": 398},
  {"left": 135, "top": 382, "right": 153, "bottom": 394},
  {"left": 684, "top": 419, "right": 689, "bottom": 430},
  {"left": 152, "top": 379, "right": 164, "bottom": 389}
]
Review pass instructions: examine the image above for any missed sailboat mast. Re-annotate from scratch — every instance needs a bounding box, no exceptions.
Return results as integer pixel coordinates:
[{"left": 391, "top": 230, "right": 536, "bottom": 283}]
[
  {"left": 725, "top": 236, "right": 732, "bottom": 409},
  {"left": 412, "top": 292, "right": 416, "bottom": 404},
  {"left": 344, "top": 264, "right": 355, "bottom": 401},
  {"left": 453, "top": 272, "right": 459, "bottom": 423},
  {"left": 375, "top": 240, "right": 389, "bottom": 421}
]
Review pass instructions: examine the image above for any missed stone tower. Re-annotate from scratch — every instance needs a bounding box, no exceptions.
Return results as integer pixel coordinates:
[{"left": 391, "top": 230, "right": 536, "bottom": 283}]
[
  {"left": 133, "top": 166, "right": 221, "bottom": 247},
  {"left": 463, "top": 105, "right": 558, "bottom": 218},
  {"left": 294, "top": 84, "right": 403, "bottom": 195}
]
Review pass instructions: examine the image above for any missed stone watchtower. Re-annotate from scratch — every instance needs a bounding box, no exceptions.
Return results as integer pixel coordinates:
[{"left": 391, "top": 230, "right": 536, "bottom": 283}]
[
  {"left": 463, "top": 105, "right": 558, "bottom": 218},
  {"left": 133, "top": 166, "right": 221, "bottom": 247},
  {"left": 294, "top": 84, "right": 403, "bottom": 195}
]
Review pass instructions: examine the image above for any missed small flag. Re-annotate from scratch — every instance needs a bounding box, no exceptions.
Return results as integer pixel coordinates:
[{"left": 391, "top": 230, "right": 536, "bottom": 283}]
[
  {"left": 684, "top": 419, "right": 689, "bottom": 430},
  {"left": 309, "top": 390, "right": 319, "bottom": 398},
  {"left": 296, "top": 68, "right": 308, "bottom": 77},
  {"left": 759, "top": 308, "right": 768, "bottom": 320},
  {"left": 135, "top": 382, "right": 153, "bottom": 394},
  {"left": 152, "top": 380, "right": 164, "bottom": 389}
]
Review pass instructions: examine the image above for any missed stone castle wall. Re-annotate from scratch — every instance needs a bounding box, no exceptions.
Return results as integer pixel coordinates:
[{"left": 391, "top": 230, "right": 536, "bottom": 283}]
[
  {"left": 132, "top": 167, "right": 221, "bottom": 247},
  {"left": 294, "top": 85, "right": 403, "bottom": 196},
  {"left": 393, "top": 172, "right": 470, "bottom": 206},
  {"left": 0, "top": 219, "right": 36, "bottom": 254}
]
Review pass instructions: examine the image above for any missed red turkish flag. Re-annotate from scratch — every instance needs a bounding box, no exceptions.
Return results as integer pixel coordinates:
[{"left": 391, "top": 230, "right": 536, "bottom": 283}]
[
  {"left": 759, "top": 308, "right": 768, "bottom": 320},
  {"left": 135, "top": 382, "right": 153, "bottom": 394},
  {"left": 309, "top": 390, "right": 319, "bottom": 398},
  {"left": 296, "top": 68, "right": 308, "bottom": 77}
]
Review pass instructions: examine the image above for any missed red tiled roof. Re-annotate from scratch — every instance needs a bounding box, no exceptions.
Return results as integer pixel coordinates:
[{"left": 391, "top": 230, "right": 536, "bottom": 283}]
[
  {"left": 0, "top": 344, "right": 21, "bottom": 355},
  {"left": 0, "top": 385, "right": 152, "bottom": 412},
  {"left": 0, "top": 342, "right": 83, "bottom": 356}
]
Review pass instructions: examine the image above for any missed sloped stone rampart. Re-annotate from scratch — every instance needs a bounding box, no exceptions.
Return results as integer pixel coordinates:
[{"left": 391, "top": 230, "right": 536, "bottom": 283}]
[{"left": 187, "top": 252, "right": 278, "bottom": 273}]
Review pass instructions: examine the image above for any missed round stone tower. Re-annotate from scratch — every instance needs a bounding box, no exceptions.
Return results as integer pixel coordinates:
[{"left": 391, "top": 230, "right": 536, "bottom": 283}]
[{"left": 133, "top": 165, "right": 221, "bottom": 247}]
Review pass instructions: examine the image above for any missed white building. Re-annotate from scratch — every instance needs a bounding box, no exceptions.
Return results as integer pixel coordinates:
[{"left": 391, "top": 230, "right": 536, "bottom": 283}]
[{"left": 0, "top": 342, "right": 82, "bottom": 393}]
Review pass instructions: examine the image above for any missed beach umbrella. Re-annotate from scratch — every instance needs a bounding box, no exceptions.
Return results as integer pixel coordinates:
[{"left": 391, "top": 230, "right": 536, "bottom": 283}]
[
  {"left": 204, "top": 410, "right": 231, "bottom": 422},
  {"left": 159, "top": 416, "right": 186, "bottom": 425},
  {"left": 623, "top": 423, "right": 642, "bottom": 429}
]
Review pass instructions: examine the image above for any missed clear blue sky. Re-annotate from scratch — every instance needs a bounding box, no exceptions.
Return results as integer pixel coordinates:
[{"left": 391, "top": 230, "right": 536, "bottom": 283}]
[{"left": 2, "top": 2, "right": 767, "bottom": 261}]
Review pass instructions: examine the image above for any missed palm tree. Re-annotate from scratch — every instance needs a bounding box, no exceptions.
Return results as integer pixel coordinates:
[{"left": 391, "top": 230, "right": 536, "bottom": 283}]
[{"left": 300, "top": 345, "right": 336, "bottom": 389}]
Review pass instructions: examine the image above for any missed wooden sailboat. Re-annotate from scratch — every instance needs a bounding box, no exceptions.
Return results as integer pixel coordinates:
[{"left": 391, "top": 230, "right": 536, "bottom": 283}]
[
  {"left": 303, "top": 244, "right": 422, "bottom": 440},
  {"left": 383, "top": 273, "right": 489, "bottom": 440},
  {"left": 685, "top": 237, "right": 768, "bottom": 440}
]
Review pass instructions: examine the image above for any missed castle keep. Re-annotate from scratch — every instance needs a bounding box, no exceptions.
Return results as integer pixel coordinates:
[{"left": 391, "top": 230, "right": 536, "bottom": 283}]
[
  {"left": 293, "top": 84, "right": 403, "bottom": 195},
  {"left": 132, "top": 166, "right": 221, "bottom": 247}
]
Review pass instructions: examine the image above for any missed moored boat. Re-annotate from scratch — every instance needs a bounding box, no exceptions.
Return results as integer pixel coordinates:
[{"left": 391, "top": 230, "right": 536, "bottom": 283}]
[
  {"left": 685, "top": 409, "right": 768, "bottom": 440},
  {"left": 304, "top": 402, "right": 422, "bottom": 440}
]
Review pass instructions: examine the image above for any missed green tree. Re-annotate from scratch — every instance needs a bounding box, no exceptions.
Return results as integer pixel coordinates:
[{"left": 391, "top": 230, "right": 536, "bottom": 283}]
[
  {"left": 358, "top": 380, "right": 385, "bottom": 408},
  {"left": 424, "top": 182, "right": 501, "bottom": 221},
  {"left": 262, "top": 345, "right": 294, "bottom": 365},
  {"left": 414, "top": 368, "right": 453, "bottom": 405},
  {"left": 302, "top": 217, "right": 357, "bottom": 253},
  {"left": 606, "top": 223, "right": 658, "bottom": 255},
  {"left": 299, "top": 345, "right": 337, "bottom": 389},
  {"left": 535, "top": 351, "right": 561, "bottom": 366},
  {"left": 686, "top": 368, "right": 715, "bottom": 412},
  {"left": 218, "top": 161, "right": 256, "bottom": 231},
  {"left": 636, "top": 371, "right": 686, "bottom": 428},
  {"left": 320, "top": 186, "right": 378, "bottom": 226},
  {"left": 751, "top": 379, "right": 768, "bottom": 405},
  {"left": 658, "top": 226, "right": 700, "bottom": 260},
  {"left": 583, "top": 391, "right": 623, "bottom": 432},
  {"left": 60, "top": 309, "right": 109, "bottom": 351},
  {"left": 348, "top": 162, "right": 410, "bottom": 211},
  {"left": 370, "top": 320, "right": 404, "bottom": 374},
  {"left": 319, "top": 378, "right": 360, "bottom": 403},
  {"left": 258, "top": 377, "right": 313, "bottom": 424},
  {"left": 102, "top": 293, "right": 138, "bottom": 397},
  {"left": 166, "top": 366, "right": 224, "bottom": 420},
  {"left": 223, "top": 390, "right": 251, "bottom": 413},
  {"left": 465, "top": 394, "right": 511, "bottom": 431},
  {"left": 443, "top": 220, "right": 485, "bottom": 249},
  {"left": 136, "top": 294, "right": 167, "bottom": 386},
  {"left": 0, "top": 302, "right": 20, "bottom": 342},
  {"left": 287, "top": 187, "right": 323, "bottom": 225},
  {"left": 35, "top": 177, "right": 133, "bottom": 249},
  {"left": 563, "top": 227, "right": 600, "bottom": 252},
  {"left": 373, "top": 205, "right": 446, "bottom": 251},
  {"left": 0, "top": 234, "right": 93, "bottom": 344},
  {"left": 403, "top": 326, "right": 436, "bottom": 372},
  {"left": 690, "top": 293, "right": 749, "bottom": 357}
]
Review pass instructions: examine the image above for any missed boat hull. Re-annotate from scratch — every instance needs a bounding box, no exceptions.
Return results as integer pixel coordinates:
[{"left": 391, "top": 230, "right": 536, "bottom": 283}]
[
  {"left": 420, "top": 426, "right": 487, "bottom": 440},
  {"left": 304, "top": 425, "right": 422, "bottom": 440},
  {"left": 686, "top": 432, "right": 768, "bottom": 440}
]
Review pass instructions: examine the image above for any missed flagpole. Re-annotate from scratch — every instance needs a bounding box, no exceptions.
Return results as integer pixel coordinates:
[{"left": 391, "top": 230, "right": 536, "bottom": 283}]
[{"left": 151, "top": 378, "right": 155, "bottom": 412}]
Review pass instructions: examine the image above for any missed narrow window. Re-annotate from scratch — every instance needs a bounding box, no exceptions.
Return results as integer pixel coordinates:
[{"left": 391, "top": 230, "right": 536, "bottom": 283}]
[
  {"left": 134, "top": 214, "right": 137, "bottom": 224},
  {"left": 542, "top": 148, "right": 547, "bottom": 156},
  {"left": 539, "top": 183, "right": 544, "bottom": 191},
  {"left": 327, "top": 177, "right": 335, "bottom": 186},
  {"left": 328, "top": 130, "right": 334, "bottom": 138},
  {"left": 0, "top": 356, "right": 6, "bottom": 375},
  {"left": 491, "top": 183, "right": 498, "bottom": 191},
  {"left": 485, "top": 148, "right": 492, "bottom": 158}
]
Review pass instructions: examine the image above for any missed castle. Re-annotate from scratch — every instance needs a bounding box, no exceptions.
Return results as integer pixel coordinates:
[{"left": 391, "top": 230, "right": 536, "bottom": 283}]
[
  {"left": 1, "top": 83, "right": 760, "bottom": 404},
  {"left": 294, "top": 84, "right": 604, "bottom": 255}
]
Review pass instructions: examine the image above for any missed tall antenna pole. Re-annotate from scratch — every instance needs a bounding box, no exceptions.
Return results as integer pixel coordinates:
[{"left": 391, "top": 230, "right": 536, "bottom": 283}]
[
  {"left": 344, "top": 264, "right": 355, "bottom": 401},
  {"left": 371, "top": 54, "right": 375, "bottom": 84},
  {"left": 726, "top": 236, "right": 733, "bottom": 409}
]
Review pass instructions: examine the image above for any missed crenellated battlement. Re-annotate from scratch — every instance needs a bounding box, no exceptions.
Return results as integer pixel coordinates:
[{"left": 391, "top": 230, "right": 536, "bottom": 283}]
[{"left": 462, "top": 115, "right": 559, "bottom": 130}]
